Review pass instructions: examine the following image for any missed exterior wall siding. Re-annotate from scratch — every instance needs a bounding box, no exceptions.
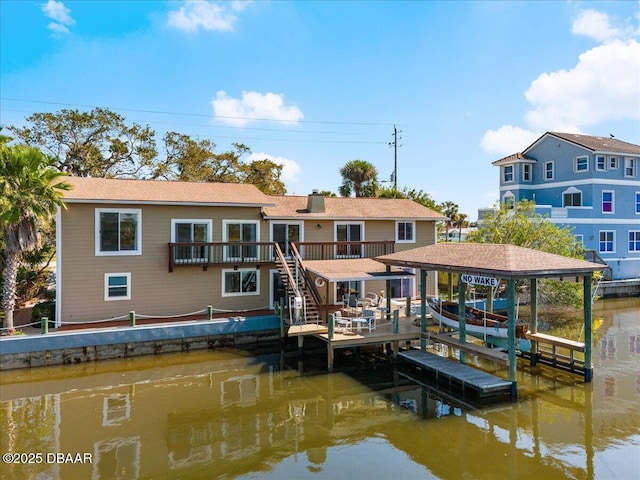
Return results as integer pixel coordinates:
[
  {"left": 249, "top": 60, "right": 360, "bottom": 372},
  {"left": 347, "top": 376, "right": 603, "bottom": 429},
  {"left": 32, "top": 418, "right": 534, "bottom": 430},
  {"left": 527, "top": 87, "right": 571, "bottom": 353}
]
[
  {"left": 60, "top": 203, "right": 270, "bottom": 323},
  {"left": 60, "top": 203, "right": 440, "bottom": 323}
]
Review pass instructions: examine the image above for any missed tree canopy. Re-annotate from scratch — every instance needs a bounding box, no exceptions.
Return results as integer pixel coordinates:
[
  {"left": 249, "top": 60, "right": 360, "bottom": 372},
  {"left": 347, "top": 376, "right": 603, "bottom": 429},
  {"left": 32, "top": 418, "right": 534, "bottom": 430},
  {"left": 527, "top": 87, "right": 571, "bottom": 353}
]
[
  {"left": 466, "top": 200, "right": 589, "bottom": 308},
  {"left": 9, "top": 108, "right": 157, "bottom": 178},
  {"left": 9, "top": 109, "right": 287, "bottom": 195}
]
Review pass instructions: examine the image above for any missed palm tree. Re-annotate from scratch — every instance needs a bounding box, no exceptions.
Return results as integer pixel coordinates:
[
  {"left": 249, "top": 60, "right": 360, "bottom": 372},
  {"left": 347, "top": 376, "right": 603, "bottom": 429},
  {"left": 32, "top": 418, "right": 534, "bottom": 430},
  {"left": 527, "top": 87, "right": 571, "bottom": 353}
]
[
  {"left": 440, "top": 201, "right": 459, "bottom": 242},
  {"left": 0, "top": 143, "right": 71, "bottom": 333},
  {"left": 339, "top": 159, "right": 378, "bottom": 197},
  {"left": 453, "top": 212, "right": 468, "bottom": 242}
]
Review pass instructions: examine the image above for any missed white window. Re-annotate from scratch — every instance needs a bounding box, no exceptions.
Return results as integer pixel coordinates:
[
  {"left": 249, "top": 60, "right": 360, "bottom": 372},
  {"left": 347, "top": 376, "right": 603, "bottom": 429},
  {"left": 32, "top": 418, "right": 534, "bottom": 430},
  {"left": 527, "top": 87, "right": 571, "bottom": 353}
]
[
  {"left": 629, "top": 231, "right": 640, "bottom": 252},
  {"left": 335, "top": 222, "right": 364, "bottom": 257},
  {"left": 396, "top": 221, "right": 415, "bottom": 243},
  {"left": 105, "top": 273, "right": 131, "bottom": 301},
  {"left": 96, "top": 209, "right": 141, "bottom": 256},
  {"left": 596, "top": 155, "right": 607, "bottom": 171},
  {"left": 502, "top": 191, "right": 515, "bottom": 209},
  {"left": 271, "top": 222, "right": 302, "bottom": 257},
  {"left": 609, "top": 156, "right": 618, "bottom": 169},
  {"left": 503, "top": 165, "right": 514, "bottom": 182},
  {"left": 574, "top": 156, "right": 589, "bottom": 173},
  {"left": 599, "top": 231, "right": 615, "bottom": 253},
  {"left": 222, "top": 268, "right": 259, "bottom": 296},
  {"left": 602, "top": 191, "right": 614, "bottom": 214},
  {"left": 544, "top": 161, "right": 554, "bottom": 180},
  {"left": 522, "top": 164, "right": 532, "bottom": 182},
  {"left": 389, "top": 268, "right": 415, "bottom": 298},
  {"left": 563, "top": 187, "right": 582, "bottom": 207},
  {"left": 636, "top": 192, "right": 640, "bottom": 214},
  {"left": 171, "top": 219, "right": 212, "bottom": 262},
  {"left": 223, "top": 220, "right": 259, "bottom": 261},
  {"left": 575, "top": 234, "right": 584, "bottom": 246},
  {"left": 624, "top": 157, "right": 637, "bottom": 177}
]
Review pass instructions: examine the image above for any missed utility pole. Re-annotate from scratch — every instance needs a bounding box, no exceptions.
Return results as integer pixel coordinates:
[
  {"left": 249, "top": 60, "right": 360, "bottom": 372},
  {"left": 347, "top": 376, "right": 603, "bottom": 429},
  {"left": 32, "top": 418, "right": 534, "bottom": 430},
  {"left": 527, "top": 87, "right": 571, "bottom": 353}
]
[{"left": 388, "top": 125, "right": 402, "bottom": 191}]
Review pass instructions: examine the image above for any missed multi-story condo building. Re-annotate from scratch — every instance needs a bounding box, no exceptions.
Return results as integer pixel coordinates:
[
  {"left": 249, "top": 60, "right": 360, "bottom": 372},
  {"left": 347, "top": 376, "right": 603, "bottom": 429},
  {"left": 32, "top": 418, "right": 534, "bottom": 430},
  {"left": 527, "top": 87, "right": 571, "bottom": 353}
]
[{"left": 491, "top": 132, "right": 640, "bottom": 280}]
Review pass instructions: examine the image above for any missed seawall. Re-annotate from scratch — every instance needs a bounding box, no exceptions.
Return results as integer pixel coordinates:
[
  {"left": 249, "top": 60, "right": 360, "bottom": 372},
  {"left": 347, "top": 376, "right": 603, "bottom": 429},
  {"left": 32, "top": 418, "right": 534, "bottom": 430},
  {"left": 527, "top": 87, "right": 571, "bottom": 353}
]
[{"left": 0, "top": 316, "right": 282, "bottom": 371}]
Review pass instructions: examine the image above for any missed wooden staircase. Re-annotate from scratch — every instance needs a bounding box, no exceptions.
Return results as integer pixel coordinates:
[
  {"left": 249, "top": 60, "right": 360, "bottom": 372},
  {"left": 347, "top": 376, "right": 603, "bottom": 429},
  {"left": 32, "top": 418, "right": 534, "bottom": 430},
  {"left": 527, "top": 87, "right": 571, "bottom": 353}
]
[{"left": 274, "top": 243, "right": 322, "bottom": 325}]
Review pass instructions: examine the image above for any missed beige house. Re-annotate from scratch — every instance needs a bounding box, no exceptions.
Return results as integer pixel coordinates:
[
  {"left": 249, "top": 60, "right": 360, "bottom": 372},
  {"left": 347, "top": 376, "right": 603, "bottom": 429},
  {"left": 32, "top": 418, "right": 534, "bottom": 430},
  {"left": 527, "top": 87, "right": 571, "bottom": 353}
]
[{"left": 56, "top": 178, "right": 444, "bottom": 325}]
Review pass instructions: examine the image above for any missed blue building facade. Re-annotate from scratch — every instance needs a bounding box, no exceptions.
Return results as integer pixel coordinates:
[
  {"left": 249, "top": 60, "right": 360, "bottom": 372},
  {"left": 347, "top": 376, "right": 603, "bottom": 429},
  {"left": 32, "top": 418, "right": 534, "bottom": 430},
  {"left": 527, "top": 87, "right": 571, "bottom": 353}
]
[{"left": 492, "top": 132, "right": 640, "bottom": 280}]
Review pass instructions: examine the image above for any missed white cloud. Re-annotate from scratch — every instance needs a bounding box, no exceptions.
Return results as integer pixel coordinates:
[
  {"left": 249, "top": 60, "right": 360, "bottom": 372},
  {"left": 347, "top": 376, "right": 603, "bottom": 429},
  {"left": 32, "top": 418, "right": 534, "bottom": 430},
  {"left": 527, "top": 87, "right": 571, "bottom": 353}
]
[
  {"left": 480, "top": 126, "right": 540, "bottom": 156},
  {"left": 481, "top": 9, "right": 640, "bottom": 156},
  {"left": 41, "top": 0, "right": 74, "bottom": 33},
  {"left": 525, "top": 39, "right": 640, "bottom": 130},
  {"left": 212, "top": 90, "right": 304, "bottom": 127},
  {"left": 572, "top": 9, "right": 636, "bottom": 43},
  {"left": 167, "top": 1, "right": 250, "bottom": 32},
  {"left": 246, "top": 152, "right": 302, "bottom": 184},
  {"left": 47, "top": 22, "right": 70, "bottom": 34}
]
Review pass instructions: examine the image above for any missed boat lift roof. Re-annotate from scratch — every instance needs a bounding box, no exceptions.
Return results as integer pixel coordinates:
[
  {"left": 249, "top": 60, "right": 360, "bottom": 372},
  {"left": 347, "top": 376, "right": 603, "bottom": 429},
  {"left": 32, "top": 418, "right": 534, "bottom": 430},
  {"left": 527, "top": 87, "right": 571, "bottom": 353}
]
[{"left": 375, "top": 243, "right": 604, "bottom": 280}]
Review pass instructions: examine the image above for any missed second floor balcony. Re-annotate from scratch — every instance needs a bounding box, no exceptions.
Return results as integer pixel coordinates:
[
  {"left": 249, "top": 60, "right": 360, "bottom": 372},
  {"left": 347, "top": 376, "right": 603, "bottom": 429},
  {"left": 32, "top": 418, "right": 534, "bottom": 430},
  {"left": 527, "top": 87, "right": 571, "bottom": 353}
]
[{"left": 168, "top": 240, "right": 396, "bottom": 272}]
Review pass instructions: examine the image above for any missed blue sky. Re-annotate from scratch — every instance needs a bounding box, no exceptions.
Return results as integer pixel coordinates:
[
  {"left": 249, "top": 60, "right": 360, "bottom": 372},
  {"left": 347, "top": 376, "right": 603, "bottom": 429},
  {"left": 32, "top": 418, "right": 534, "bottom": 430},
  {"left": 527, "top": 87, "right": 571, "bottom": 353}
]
[{"left": 1, "top": 1, "right": 639, "bottom": 220}]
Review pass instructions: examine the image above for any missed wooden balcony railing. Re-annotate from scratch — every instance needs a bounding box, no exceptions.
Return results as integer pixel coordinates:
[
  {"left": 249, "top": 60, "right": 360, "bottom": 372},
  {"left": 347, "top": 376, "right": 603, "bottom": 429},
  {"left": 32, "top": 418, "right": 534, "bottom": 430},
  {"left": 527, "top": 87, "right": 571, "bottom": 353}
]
[
  {"left": 292, "top": 241, "right": 395, "bottom": 261},
  {"left": 168, "top": 240, "right": 396, "bottom": 272},
  {"left": 168, "top": 242, "right": 278, "bottom": 272}
]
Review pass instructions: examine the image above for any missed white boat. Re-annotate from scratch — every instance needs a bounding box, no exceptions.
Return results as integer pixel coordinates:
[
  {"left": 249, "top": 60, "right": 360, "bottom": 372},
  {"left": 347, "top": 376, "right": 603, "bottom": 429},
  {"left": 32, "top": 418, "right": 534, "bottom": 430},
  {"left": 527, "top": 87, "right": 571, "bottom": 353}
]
[{"left": 427, "top": 298, "right": 528, "bottom": 339}]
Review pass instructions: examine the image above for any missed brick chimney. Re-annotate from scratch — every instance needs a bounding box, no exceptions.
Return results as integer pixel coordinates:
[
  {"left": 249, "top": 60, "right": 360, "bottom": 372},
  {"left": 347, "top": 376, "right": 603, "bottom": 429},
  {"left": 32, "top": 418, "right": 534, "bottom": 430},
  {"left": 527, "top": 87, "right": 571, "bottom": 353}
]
[{"left": 307, "top": 190, "right": 325, "bottom": 213}]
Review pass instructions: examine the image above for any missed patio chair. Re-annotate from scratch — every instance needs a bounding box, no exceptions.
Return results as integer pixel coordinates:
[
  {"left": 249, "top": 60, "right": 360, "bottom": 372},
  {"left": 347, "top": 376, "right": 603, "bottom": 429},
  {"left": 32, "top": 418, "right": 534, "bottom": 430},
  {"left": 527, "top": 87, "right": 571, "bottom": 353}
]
[
  {"left": 364, "top": 292, "right": 379, "bottom": 307},
  {"left": 333, "top": 311, "right": 352, "bottom": 333},
  {"left": 362, "top": 309, "right": 377, "bottom": 332}
]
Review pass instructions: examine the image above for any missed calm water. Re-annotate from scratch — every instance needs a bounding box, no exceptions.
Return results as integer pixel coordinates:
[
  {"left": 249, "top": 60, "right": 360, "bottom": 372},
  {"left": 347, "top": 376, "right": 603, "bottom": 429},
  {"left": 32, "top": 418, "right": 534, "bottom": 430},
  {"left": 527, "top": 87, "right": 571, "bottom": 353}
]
[{"left": 1, "top": 298, "right": 639, "bottom": 480}]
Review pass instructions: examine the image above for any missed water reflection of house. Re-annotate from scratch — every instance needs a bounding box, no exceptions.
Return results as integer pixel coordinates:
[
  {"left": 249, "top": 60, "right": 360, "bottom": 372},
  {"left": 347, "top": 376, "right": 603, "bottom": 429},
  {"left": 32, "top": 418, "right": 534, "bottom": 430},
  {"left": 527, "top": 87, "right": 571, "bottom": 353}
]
[{"left": 2, "top": 302, "right": 639, "bottom": 480}]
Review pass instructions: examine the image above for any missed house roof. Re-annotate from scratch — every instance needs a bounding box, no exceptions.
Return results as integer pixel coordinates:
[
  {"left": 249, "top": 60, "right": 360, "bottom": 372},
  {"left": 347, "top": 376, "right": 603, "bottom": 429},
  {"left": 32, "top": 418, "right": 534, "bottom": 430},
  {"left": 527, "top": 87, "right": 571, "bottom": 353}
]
[
  {"left": 528, "top": 132, "right": 640, "bottom": 155},
  {"left": 303, "top": 258, "right": 415, "bottom": 282},
  {"left": 491, "top": 152, "right": 536, "bottom": 166},
  {"left": 263, "top": 195, "right": 445, "bottom": 220},
  {"left": 61, "top": 177, "right": 275, "bottom": 207},
  {"left": 376, "top": 243, "right": 604, "bottom": 280}
]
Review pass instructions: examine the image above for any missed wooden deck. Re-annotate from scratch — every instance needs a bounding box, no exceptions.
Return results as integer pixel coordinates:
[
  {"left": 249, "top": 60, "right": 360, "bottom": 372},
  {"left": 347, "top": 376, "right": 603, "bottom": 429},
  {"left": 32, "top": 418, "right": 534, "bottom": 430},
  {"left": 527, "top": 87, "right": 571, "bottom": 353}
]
[
  {"left": 399, "top": 350, "right": 514, "bottom": 401},
  {"left": 287, "top": 323, "right": 328, "bottom": 336}
]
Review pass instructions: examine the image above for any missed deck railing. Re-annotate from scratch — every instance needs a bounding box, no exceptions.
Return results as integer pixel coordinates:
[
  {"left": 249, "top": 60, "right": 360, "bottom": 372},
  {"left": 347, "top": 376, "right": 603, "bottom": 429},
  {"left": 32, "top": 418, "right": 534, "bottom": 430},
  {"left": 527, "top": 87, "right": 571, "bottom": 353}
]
[
  {"left": 168, "top": 240, "right": 396, "bottom": 271},
  {"left": 168, "top": 242, "right": 278, "bottom": 272},
  {"left": 292, "top": 241, "right": 395, "bottom": 261}
]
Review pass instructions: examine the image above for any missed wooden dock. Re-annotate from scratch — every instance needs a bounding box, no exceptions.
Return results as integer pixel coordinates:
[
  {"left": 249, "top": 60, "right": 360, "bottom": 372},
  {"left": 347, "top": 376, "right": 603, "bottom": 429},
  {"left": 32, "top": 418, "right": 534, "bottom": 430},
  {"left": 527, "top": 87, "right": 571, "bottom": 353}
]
[
  {"left": 524, "top": 332, "right": 586, "bottom": 376},
  {"left": 398, "top": 350, "right": 515, "bottom": 402}
]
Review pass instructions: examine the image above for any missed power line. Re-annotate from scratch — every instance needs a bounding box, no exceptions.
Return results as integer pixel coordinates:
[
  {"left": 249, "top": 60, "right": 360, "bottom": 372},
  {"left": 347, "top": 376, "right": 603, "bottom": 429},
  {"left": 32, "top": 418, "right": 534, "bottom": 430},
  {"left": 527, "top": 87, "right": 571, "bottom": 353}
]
[
  {"left": 0, "top": 115, "right": 388, "bottom": 146},
  {"left": 0, "top": 97, "right": 396, "bottom": 127},
  {"left": 0, "top": 107, "right": 373, "bottom": 136}
]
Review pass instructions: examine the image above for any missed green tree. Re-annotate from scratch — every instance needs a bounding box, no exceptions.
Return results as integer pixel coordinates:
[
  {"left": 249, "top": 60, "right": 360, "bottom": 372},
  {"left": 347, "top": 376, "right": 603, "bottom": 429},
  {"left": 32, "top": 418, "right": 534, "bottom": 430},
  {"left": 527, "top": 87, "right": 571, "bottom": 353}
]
[
  {"left": 319, "top": 190, "right": 337, "bottom": 197},
  {"left": 467, "top": 200, "right": 588, "bottom": 308},
  {"left": 240, "top": 158, "right": 286, "bottom": 195},
  {"left": 452, "top": 212, "right": 468, "bottom": 242},
  {"left": 440, "top": 201, "right": 459, "bottom": 242},
  {"left": 0, "top": 144, "right": 70, "bottom": 333},
  {"left": 154, "top": 132, "right": 245, "bottom": 182},
  {"left": 377, "top": 186, "right": 441, "bottom": 212},
  {"left": 9, "top": 108, "right": 157, "bottom": 178},
  {"left": 154, "top": 133, "right": 286, "bottom": 194},
  {"left": 339, "top": 159, "right": 378, "bottom": 197}
]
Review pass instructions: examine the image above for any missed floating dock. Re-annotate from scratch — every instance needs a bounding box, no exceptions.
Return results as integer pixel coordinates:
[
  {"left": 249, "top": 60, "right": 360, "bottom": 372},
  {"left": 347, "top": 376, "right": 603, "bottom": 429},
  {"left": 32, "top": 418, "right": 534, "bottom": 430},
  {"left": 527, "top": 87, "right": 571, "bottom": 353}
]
[{"left": 398, "top": 350, "right": 515, "bottom": 403}]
